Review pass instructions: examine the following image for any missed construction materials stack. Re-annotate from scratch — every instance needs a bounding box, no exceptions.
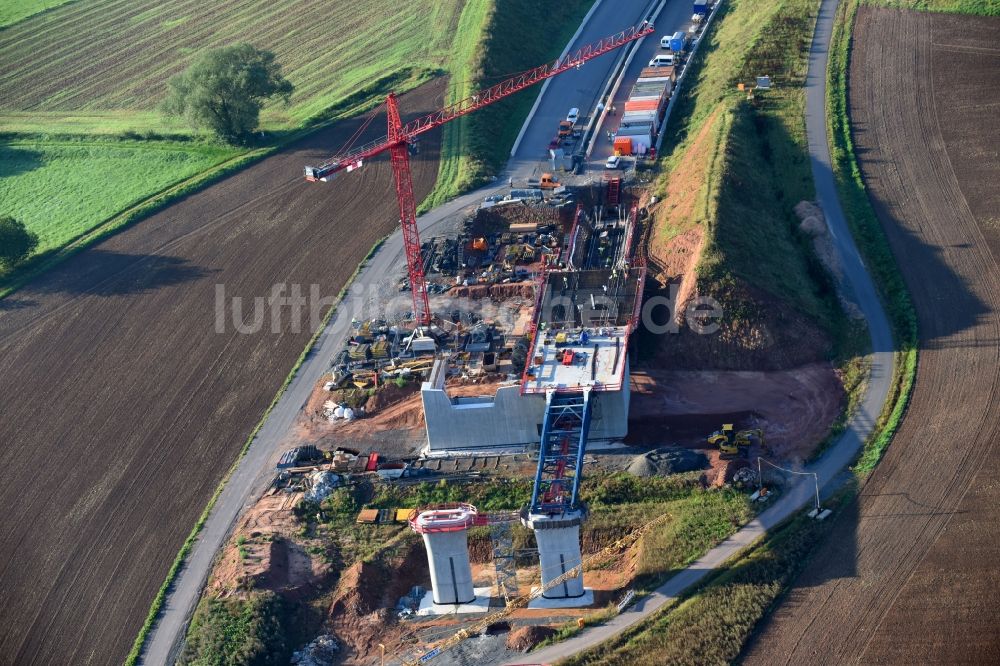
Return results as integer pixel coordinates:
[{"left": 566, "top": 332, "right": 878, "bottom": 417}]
[{"left": 615, "top": 67, "right": 677, "bottom": 156}]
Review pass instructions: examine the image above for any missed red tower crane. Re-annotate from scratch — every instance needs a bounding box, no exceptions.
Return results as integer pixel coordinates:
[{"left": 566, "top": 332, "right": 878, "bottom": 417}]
[{"left": 304, "top": 21, "right": 654, "bottom": 325}]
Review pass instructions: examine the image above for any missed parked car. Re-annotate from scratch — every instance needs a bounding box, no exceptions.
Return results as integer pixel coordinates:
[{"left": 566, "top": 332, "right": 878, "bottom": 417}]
[
  {"left": 566, "top": 107, "right": 580, "bottom": 124},
  {"left": 605, "top": 155, "right": 621, "bottom": 170}
]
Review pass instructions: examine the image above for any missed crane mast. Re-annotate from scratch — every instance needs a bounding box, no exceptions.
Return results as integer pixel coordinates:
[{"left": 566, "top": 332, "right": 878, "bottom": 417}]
[{"left": 304, "top": 21, "right": 654, "bottom": 325}]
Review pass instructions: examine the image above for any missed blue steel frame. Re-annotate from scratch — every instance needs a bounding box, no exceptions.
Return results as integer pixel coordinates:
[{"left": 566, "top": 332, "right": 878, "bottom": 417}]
[{"left": 529, "top": 389, "right": 593, "bottom": 513}]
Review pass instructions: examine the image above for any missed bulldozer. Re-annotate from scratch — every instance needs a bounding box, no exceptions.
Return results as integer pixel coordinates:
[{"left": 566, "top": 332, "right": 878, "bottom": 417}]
[{"left": 707, "top": 424, "right": 765, "bottom": 459}]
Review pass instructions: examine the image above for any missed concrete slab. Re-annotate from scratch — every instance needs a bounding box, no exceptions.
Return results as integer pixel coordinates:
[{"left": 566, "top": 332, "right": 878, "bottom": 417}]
[
  {"left": 416, "top": 587, "right": 493, "bottom": 616},
  {"left": 528, "top": 588, "right": 595, "bottom": 609}
]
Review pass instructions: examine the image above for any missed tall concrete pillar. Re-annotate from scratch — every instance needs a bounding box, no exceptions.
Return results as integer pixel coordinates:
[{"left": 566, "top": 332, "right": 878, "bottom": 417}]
[
  {"left": 522, "top": 508, "right": 586, "bottom": 599},
  {"left": 409, "top": 504, "right": 478, "bottom": 605}
]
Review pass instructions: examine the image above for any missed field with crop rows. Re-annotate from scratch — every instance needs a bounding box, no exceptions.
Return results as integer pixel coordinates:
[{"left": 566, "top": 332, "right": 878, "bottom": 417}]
[
  {"left": 0, "top": 140, "right": 238, "bottom": 254},
  {"left": 745, "top": 8, "right": 1000, "bottom": 663},
  {"left": 0, "top": 0, "right": 467, "bottom": 132},
  {"left": 0, "top": 81, "right": 447, "bottom": 666}
]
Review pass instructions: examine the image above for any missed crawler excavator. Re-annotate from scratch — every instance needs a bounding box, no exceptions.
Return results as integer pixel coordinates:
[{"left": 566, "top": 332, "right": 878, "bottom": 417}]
[{"left": 707, "top": 424, "right": 765, "bottom": 459}]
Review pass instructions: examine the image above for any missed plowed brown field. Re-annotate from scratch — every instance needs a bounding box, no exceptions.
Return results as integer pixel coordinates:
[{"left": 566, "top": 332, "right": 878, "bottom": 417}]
[
  {"left": 0, "top": 81, "right": 445, "bottom": 666},
  {"left": 743, "top": 8, "right": 1000, "bottom": 664}
]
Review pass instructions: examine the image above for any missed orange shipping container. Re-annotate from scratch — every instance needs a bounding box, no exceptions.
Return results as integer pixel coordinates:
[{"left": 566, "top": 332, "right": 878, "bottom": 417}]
[
  {"left": 624, "top": 98, "right": 660, "bottom": 112},
  {"left": 614, "top": 136, "right": 633, "bottom": 155}
]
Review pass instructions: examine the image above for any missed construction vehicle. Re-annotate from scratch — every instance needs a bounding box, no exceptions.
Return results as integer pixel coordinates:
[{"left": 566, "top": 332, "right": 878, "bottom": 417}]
[
  {"left": 707, "top": 424, "right": 765, "bottom": 459},
  {"left": 527, "top": 173, "right": 560, "bottom": 189},
  {"left": 303, "top": 22, "right": 655, "bottom": 326}
]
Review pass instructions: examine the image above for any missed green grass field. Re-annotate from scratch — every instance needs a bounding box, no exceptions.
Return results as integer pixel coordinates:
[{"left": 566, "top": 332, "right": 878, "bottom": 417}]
[
  {"left": 0, "top": 139, "right": 238, "bottom": 254},
  {"left": 0, "top": 0, "right": 495, "bottom": 286},
  {"left": 0, "top": 0, "right": 75, "bottom": 28}
]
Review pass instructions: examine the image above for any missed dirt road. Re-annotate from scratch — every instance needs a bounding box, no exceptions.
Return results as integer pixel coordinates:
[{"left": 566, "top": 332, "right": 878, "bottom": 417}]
[
  {"left": 744, "top": 9, "right": 1000, "bottom": 663},
  {"left": 0, "top": 81, "right": 445, "bottom": 665}
]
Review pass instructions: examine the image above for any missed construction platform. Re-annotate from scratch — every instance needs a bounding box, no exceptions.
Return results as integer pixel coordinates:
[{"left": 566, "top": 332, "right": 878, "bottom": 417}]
[{"left": 521, "top": 327, "right": 627, "bottom": 393}]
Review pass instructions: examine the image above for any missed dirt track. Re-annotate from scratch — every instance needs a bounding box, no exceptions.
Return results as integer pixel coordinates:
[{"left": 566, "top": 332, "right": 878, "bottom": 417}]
[
  {"left": 0, "top": 81, "right": 445, "bottom": 665},
  {"left": 744, "top": 9, "right": 1000, "bottom": 664}
]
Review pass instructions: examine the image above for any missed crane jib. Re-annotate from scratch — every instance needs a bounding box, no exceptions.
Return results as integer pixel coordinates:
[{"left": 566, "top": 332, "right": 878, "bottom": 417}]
[{"left": 302, "top": 21, "right": 653, "bottom": 181}]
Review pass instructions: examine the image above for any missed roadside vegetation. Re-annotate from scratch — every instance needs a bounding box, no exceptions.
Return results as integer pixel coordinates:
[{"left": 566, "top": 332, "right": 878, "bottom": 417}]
[
  {"left": 560, "top": 496, "right": 844, "bottom": 665},
  {"left": 423, "top": 0, "right": 598, "bottom": 208},
  {"left": 826, "top": 0, "right": 917, "bottom": 475},
  {"left": 640, "top": 0, "right": 866, "bottom": 382}
]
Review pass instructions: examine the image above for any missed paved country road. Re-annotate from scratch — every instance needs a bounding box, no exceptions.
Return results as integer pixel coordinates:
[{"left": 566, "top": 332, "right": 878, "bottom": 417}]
[{"left": 518, "top": 0, "right": 897, "bottom": 662}]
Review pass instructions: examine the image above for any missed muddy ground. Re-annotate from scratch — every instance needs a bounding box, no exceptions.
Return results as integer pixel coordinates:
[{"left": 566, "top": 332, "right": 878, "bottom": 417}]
[
  {"left": 628, "top": 365, "right": 844, "bottom": 461},
  {"left": 0, "top": 81, "right": 446, "bottom": 665},
  {"left": 744, "top": 9, "right": 1000, "bottom": 664}
]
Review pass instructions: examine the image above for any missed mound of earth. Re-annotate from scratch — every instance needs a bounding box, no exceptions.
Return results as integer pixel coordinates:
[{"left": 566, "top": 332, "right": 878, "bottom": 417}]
[
  {"left": 506, "top": 625, "right": 557, "bottom": 652},
  {"left": 627, "top": 447, "right": 709, "bottom": 477}
]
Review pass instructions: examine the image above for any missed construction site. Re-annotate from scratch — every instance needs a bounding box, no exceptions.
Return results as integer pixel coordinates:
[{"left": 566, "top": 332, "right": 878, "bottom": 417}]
[
  {"left": 191, "top": 159, "right": 841, "bottom": 664},
  {"left": 171, "top": 6, "right": 861, "bottom": 665}
]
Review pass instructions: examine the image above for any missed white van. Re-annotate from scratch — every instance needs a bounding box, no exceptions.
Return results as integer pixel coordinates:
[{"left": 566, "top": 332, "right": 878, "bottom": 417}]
[
  {"left": 649, "top": 54, "right": 674, "bottom": 67},
  {"left": 660, "top": 35, "right": 671, "bottom": 49}
]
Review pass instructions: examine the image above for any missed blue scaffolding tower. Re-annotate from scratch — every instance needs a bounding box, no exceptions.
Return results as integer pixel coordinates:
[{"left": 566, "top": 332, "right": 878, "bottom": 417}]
[{"left": 529, "top": 389, "right": 593, "bottom": 513}]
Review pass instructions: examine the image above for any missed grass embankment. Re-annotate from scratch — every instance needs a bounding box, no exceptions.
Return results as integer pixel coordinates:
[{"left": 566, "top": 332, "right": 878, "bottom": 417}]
[
  {"left": 423, "top": 0, "right": 598, "bottom": 209},
  {"left": 642, "top": 0, "right": 865, "bottom": 375},
  {"left": 560, "top": 496, "right": 844, "bottom": 666},
  {"left": 0, "top": 0, "right": 488, "bottom": 286}
]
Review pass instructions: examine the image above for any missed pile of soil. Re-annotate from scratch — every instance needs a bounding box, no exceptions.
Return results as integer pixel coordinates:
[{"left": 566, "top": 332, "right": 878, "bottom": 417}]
[
  {"left": 715, "top": 458, "right": 752, "bottom": 488},
  {"left": 626, "top": 447, "right": 709, "bottom": 477},
  {"left": 327, "top": 541, "right": 429, "bottom": 660},
  {"left": 505, "top": 625, "right": 557, "bottom": 652}
]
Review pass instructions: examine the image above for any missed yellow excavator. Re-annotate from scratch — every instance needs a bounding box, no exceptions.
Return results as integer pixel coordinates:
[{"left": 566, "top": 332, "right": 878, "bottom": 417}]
[{"left": 707, "top": 424, "right": 765, "bottom": 459}]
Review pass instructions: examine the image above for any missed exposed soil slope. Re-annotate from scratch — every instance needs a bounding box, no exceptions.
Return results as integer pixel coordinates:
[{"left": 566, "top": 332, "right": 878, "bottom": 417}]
[
  {"left": 744, "top": 9, "right": 1000, "bottom": 664},
  {"left": 0, "top": 81, "right": 446, "bottom": 666}
]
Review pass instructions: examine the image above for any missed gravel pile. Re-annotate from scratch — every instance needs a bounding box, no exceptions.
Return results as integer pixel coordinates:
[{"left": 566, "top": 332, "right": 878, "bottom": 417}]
[{"left": 627, "top": 447, "right": 709, "bottom": 477}]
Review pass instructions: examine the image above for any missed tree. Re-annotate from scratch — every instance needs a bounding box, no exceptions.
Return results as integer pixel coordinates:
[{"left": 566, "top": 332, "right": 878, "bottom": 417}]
[
  {"left": 163, "top": 44, "right": 293, "bottom": 143},
  {"left": 0, "top": 215, "right": 39, "bottom": 269}
]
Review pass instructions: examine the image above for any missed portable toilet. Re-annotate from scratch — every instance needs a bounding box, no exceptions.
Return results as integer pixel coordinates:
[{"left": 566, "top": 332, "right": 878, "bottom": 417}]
[{"left": 614, "top": 136, "right": 633, "bottom": 156}]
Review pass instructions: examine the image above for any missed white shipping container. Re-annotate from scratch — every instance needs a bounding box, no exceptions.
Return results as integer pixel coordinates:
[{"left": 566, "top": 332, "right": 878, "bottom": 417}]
[{"left": 622, "top": 111, "right": 657, "bottom": 124}]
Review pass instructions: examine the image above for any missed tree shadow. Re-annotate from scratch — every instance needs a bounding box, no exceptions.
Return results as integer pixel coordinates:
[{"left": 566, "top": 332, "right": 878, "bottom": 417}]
[
  {"left": 31, "top": 250, "right": 216, "bottom": 297},
  {"left": 0, "top": 296, "right": 38, "bottom": 311},
  {"left": 0, "top": 144, "right": 45, "bottom": 178}
]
